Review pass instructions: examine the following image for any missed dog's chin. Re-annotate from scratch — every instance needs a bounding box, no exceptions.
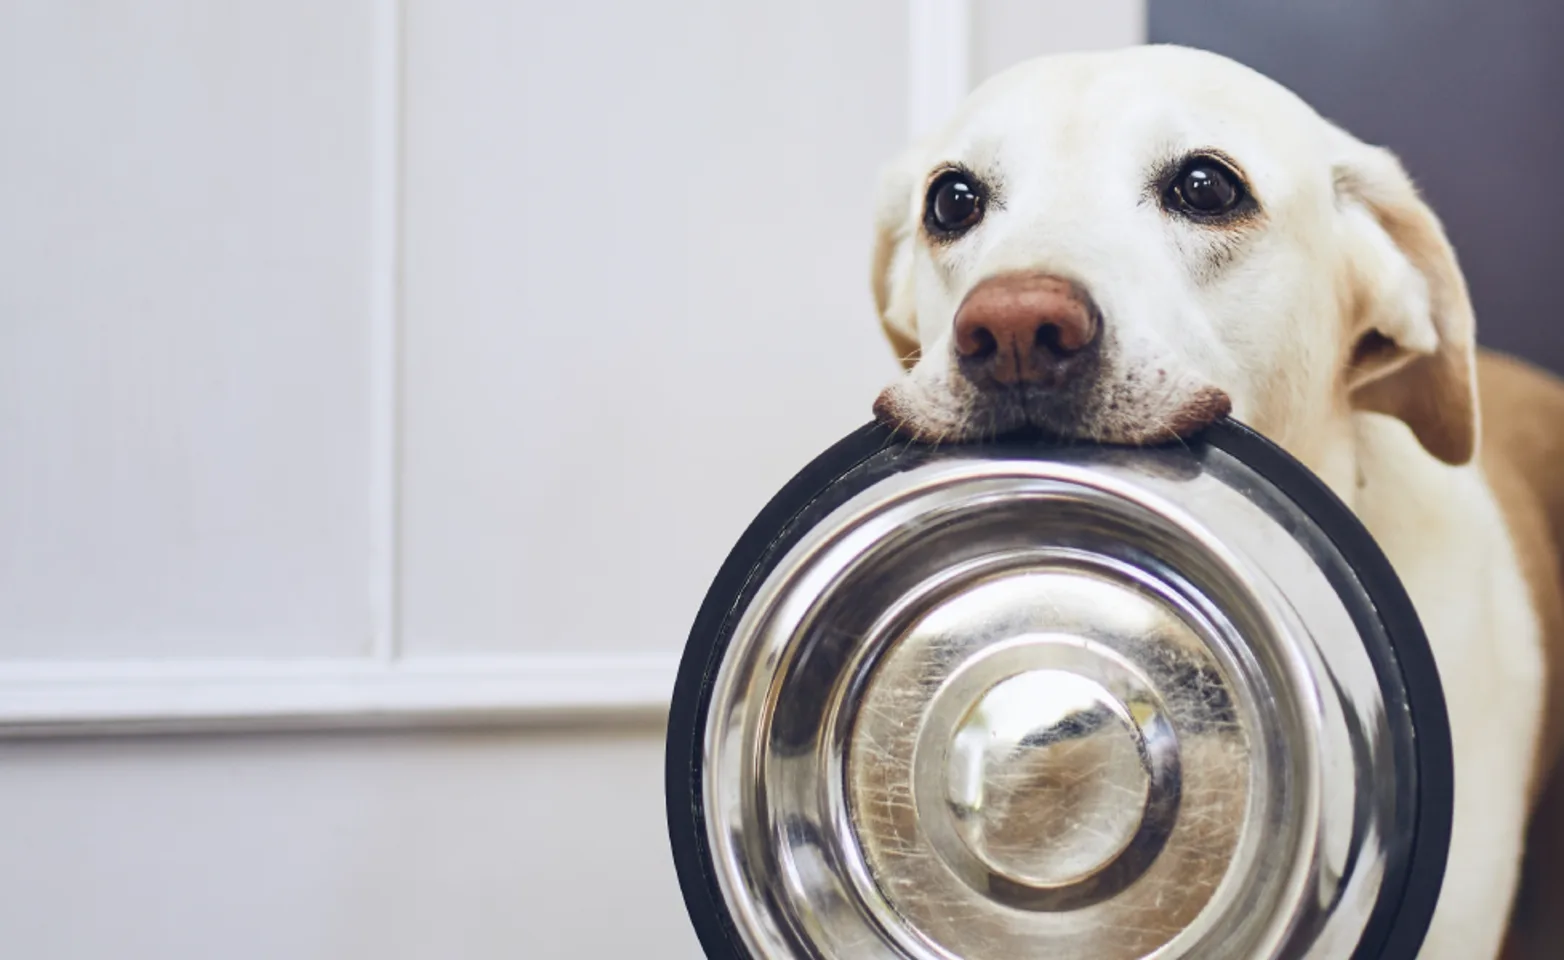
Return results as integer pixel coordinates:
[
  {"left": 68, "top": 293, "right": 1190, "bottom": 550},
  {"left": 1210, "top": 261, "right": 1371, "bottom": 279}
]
[{"left": 872, "top": 378, "right": 1233, "bottom": 446}]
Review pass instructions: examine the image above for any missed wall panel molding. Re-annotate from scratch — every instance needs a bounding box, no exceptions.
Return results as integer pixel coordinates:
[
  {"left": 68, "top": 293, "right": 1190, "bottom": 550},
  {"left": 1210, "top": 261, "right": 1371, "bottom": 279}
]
[
  {"left": 907, "top": 0, "right": 972, "bottom": 139},
  {"left": 0, "top": 654, "right": 677, "bottom": 737},
  {"left": 367, "top": 0, "right": 407, "bottom": 663}
]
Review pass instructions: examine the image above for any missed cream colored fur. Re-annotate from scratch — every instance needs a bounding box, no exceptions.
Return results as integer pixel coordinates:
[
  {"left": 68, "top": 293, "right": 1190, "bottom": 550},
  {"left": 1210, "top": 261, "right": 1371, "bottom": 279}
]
[{"left": 869, "top": 45, "right": 1546, "bottom": 959}]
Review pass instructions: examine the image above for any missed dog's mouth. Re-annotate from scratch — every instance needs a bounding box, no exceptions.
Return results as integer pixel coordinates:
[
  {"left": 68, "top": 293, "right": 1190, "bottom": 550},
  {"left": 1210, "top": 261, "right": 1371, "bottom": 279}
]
[{"left": 872, "top": 374, "right": 1233, "bottom": 447}]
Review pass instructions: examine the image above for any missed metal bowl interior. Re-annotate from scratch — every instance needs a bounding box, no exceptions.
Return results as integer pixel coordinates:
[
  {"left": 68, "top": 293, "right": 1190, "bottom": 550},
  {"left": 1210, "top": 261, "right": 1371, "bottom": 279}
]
[{"left": 667, "top": 421, "right": 1451, "bottom": 960}]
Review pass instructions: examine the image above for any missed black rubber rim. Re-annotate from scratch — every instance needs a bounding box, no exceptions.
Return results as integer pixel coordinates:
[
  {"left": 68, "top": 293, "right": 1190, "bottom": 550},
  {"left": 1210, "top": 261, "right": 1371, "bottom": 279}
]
[{"left": 665, "top": 419, "right": 1452, "bottom": 960}]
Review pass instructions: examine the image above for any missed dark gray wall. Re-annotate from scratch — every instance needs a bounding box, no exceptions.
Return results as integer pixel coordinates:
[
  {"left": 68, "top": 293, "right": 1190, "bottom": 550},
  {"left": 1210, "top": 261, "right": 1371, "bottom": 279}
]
[{"left": 1150, "top": 1, "right": 1564, "bottom": 372}]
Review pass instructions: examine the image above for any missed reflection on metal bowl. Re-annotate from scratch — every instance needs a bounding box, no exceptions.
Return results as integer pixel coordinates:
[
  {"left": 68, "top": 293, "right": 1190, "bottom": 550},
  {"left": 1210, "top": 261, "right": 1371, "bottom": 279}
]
[{"left": 667, "top": 420, "right": 1452, "bottom": 960}]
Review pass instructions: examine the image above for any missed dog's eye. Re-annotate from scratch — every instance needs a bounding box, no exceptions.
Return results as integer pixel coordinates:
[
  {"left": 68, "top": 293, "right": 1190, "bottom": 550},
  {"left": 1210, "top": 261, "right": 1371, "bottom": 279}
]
[
  {"left": 925, "top": 170, "right": 985, "bottom": 237},
  {"left": 1165, "top": 157, "right": 1247, "bottom": 217}
]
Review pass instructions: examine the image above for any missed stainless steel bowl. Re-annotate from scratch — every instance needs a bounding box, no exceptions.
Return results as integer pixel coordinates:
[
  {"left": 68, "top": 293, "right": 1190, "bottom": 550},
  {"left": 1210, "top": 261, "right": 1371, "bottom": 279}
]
[{"left": 667, "top": 420, "right": 1451, "bottom": 960}]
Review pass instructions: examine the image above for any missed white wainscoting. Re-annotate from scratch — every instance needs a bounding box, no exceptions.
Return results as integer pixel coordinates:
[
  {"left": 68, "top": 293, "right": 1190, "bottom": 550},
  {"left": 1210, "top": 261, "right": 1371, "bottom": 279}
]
[{"left": 0, "top": 0, "right": 1141, "bottom": 738}]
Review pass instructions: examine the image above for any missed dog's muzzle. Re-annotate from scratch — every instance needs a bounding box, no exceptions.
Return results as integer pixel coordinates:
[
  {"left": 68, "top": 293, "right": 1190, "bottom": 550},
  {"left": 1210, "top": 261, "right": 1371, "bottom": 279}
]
[{"left": 666, "top": 421, "right": 1451, "bottom": 960}]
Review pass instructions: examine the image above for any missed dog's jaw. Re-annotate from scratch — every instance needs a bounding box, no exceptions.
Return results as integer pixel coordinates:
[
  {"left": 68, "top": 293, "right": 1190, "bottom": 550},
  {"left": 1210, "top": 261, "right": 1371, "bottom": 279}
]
[{"left": 873, "top": 365, "right": 1233, "bottom": 446}]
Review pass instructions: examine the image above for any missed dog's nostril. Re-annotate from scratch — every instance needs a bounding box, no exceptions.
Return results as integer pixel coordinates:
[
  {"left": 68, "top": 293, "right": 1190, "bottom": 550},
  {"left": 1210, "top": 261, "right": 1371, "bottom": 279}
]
[
  {"left": 969, "top": 326, "right": 998, "bottom": 359},
  {"left": 1036, "top": 323, "right": 1064, "bottom": 355}
]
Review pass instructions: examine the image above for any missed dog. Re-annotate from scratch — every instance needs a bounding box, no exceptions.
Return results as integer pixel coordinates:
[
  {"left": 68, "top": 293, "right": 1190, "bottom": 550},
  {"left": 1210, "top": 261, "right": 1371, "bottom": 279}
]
[{"left": 868, "top": 45, "right": 1564, "bottom": 959}]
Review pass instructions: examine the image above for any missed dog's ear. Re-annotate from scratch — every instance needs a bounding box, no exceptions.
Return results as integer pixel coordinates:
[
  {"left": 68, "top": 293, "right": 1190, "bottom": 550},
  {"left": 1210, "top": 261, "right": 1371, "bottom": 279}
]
[
  {"left": 1334, "top": 140, "right": 1478, "bottom": 465},
  {"left": 871, "top": 147, "right": 926, "bottom": 370}
]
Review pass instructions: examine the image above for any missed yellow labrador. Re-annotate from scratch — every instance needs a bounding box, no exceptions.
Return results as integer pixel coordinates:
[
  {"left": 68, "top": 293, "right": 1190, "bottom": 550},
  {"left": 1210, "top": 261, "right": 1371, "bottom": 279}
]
[{"left": 869, "top": 45, "right": 1564, "bottom": 960}]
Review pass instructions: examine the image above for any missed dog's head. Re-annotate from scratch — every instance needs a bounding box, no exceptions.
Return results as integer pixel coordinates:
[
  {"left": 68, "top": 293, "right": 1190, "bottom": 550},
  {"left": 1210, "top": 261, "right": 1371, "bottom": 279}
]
[{"left": 872, "top": 45, "right": 1476, "bottom": 470}]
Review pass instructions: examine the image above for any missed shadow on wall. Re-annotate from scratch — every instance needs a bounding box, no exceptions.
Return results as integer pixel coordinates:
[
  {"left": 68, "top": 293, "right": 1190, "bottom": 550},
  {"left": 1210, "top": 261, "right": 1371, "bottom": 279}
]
[{"left": 1149, "top": 0, "right": 1564, "bottom": 374}]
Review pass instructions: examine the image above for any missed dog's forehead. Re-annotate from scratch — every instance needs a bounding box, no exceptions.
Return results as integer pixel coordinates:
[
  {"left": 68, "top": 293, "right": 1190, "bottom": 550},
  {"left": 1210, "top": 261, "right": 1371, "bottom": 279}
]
[{"left": 932, "top": 47, "right": 1328, "bottom": 186}]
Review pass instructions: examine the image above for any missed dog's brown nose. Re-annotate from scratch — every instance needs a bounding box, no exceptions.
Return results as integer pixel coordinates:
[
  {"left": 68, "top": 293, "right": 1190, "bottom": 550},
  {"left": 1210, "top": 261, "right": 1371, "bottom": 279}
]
[{"left": 953, "top": 273, "right": 1100, "bottom": 386}]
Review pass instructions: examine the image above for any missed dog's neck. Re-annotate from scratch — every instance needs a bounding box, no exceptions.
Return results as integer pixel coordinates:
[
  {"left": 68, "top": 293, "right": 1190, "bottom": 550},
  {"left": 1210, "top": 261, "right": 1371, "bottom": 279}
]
[
  {"left": 1340, "top": 412, "right": 1472, "bottom": 527},
  {"left": 1273, "top": 412, "right": 1365, "bottom": 510}
]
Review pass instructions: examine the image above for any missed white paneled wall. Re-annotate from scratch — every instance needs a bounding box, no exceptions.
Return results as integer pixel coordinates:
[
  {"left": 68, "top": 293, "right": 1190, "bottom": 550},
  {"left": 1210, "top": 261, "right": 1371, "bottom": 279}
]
[
  {"left": 0, "top": 1, "right": 386, "bottom": 661},
  {"left": 0, "top": 2, "right": 1143, "bottom": 957},
  {"left": 398, "top": 0, "right": 906, "bottom": 658},
  {"left": 0, "top": 727, "right": 692, "bottom": 960}
]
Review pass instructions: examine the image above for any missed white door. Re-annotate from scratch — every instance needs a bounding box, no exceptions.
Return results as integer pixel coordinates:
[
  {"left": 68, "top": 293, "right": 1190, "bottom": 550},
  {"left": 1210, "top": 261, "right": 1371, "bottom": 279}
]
[{"left": 0, "top": 2, "right": 1140, "bottom": 957}]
